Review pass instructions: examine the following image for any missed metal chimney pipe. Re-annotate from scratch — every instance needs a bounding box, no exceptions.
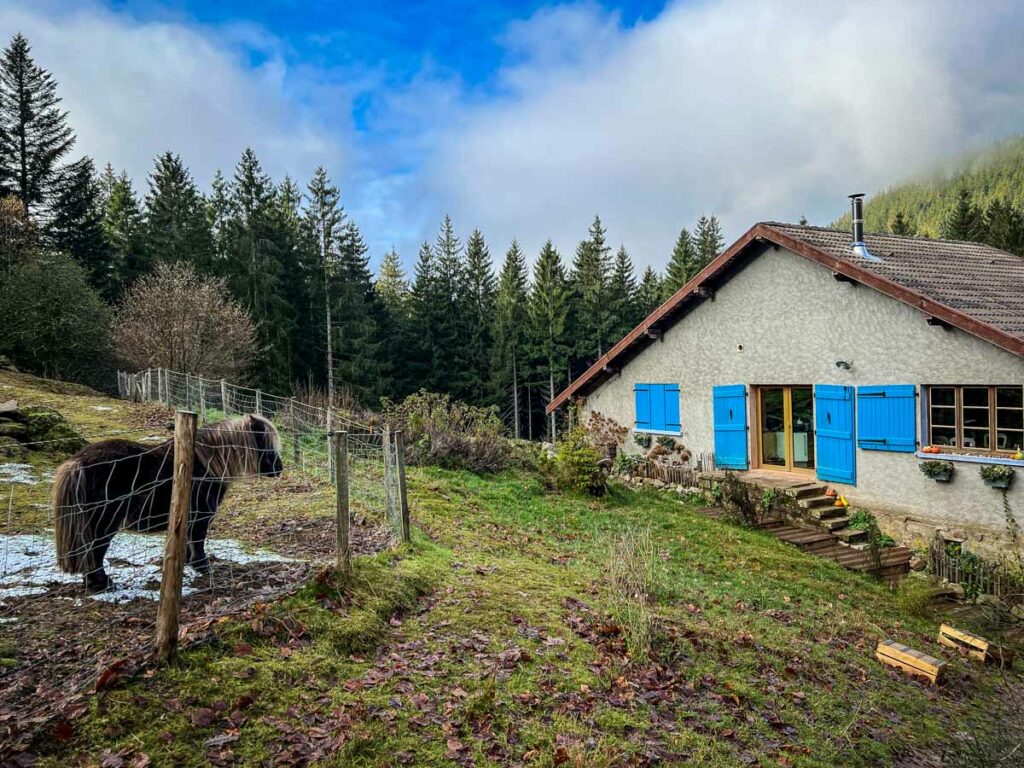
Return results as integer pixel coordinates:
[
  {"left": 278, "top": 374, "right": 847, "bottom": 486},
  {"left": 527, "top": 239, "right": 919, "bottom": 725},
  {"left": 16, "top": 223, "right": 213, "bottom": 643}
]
[
  {"left": 849, "top": 193, "right": 865, "bottom": 244},
  {"left": 847, "top": 193, "right": 882, "bottom": 262}
]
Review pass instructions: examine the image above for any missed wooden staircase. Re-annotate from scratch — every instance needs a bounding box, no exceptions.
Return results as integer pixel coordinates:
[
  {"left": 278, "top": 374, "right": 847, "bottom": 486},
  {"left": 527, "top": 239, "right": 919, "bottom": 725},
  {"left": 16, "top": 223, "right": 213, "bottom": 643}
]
[{"left": 698, "top": 471, "right": 912, "bottom": 581}]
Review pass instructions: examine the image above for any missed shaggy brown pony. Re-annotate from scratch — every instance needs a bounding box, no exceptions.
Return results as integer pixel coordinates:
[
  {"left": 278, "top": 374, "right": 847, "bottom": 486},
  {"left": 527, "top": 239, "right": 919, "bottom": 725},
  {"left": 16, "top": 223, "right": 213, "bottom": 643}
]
[{"left": 52, "top": 414, "right": 282, "bottom": 591}]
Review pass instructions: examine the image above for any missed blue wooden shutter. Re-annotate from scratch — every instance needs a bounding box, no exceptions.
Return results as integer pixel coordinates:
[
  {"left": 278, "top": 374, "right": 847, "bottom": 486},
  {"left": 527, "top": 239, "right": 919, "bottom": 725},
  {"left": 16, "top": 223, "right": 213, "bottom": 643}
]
[
  {"left": 665, "top": 384, "right": 681, "bottom": 433},
  {"left": 634, "top": 384, "right": 652, "bottom": 431},
  {"left": 650, "top": 384, "right": 667, "bottom": 431},
  {"left": 815, "top": 385, "right": 856, "bottom": 484},
  {"left": 713, "top": 384, "right": 748, "bottom": 469},
  {"left": 857, "top": 385, "right": 917, "bottom": 452}
]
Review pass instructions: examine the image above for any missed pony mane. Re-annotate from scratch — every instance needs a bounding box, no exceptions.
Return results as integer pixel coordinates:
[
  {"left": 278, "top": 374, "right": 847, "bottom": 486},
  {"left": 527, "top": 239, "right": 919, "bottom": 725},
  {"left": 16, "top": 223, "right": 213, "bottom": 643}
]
[{"left": 196, "top": 414, "right": 281, "bottom": 479}]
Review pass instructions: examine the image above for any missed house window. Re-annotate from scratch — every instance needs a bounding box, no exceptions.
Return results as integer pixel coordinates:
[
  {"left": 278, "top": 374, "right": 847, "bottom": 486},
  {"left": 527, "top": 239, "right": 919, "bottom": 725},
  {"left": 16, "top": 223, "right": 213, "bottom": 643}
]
[
  {"left": 926, "top": 386, "right": 1024, "bottom": 453},
  {"left": 634, "top": 383, "right": 681, "bottom": 434}
]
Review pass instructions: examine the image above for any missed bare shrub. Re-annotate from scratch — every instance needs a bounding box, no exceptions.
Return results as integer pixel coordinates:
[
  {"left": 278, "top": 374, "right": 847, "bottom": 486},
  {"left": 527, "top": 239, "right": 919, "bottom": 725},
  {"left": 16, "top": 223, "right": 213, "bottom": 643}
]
[
  {"left": 606, "top": 528, "right": 663, "bottom": 659},
  {"left": 112, "top": 263, "right": 256, "bottom": 380},
  {"left": 381, "top": 390, "right": 513, "bottom": 473}
]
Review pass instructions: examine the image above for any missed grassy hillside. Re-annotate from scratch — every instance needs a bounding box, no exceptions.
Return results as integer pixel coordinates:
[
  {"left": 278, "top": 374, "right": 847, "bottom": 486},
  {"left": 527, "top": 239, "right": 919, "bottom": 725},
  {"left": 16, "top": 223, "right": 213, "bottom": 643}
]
[
  {"left": 2, "top": 370, "right": 1021, "bottom": 766},
  {"left": 838, "top": 135, "right": 1024, "bottom": 237}
]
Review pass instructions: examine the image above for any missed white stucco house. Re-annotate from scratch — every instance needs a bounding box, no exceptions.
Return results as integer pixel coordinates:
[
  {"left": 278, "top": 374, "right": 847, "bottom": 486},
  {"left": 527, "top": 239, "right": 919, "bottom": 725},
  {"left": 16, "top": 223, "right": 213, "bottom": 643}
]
[{"left": 548, "top": 197, "right": 1024, "bottom": 558}]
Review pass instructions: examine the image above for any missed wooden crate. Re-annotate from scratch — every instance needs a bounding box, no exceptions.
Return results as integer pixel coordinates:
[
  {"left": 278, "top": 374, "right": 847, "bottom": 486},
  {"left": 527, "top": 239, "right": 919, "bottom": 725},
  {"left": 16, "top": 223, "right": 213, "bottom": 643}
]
[
  {"left": 938, "top": 624, "right": 1015, "bottom": 667},
  {"left": 876, "top": 639, "right": 946, "bottom": 684}
]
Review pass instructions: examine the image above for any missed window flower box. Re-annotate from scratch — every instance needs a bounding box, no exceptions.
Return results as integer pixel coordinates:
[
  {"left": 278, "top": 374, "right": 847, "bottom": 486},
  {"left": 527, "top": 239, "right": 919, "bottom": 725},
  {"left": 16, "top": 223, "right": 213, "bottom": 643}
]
[
  {"left": 919, "top": 460, "right": 954, "bottom": 483},
  {"left": 979, "top": 464, "right": 1014, "bottom": 489}
]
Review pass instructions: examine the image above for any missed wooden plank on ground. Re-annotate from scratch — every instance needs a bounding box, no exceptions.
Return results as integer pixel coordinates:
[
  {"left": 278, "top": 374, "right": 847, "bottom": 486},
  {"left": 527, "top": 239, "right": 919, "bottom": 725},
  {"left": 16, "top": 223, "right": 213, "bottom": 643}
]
[
  {"left": 938, "top": 624, "right": 1015, "bottom": 666},
  {"left": 876, "top": 640, "right": 946, "bottom": 684}
]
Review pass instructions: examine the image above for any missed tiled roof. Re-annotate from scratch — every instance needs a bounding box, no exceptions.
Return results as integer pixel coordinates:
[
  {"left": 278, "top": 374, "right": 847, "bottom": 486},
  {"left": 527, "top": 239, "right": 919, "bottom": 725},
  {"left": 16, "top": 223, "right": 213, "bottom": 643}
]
[
  {"left": 765, "top": 223, "right": 1024, "bottom": 340},
  {"left": 547, "top": 222, "right": 1024, "bottom": 413}
]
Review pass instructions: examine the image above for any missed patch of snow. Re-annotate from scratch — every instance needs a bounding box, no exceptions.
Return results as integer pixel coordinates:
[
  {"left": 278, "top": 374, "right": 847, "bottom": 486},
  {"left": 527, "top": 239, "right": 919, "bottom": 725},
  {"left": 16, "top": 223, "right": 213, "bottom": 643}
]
[
  {"left": 0, "top": 532, "right": 293, "bottom": 604},
  {"left": 0, "top": 464, "right": 38, "bottom": 485},
  {"left": 139, "top": 435, "right": 166, "bottom": 443},
  {"left": 90, "top": 406, "right": 115, "bottom": 412}
]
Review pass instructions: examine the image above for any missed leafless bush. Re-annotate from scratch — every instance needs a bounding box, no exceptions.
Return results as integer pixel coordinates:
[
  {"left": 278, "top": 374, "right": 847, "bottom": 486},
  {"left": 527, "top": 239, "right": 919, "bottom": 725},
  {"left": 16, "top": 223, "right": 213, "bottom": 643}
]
[
  {"left": 112, "top": 263, "right": 256, "bottom": 380},
  {"left": 381, "top": 390, "right": 513, "bottom": 473},
  {"left": 606, "top": 528, "right": 663, "bottom": 659}
]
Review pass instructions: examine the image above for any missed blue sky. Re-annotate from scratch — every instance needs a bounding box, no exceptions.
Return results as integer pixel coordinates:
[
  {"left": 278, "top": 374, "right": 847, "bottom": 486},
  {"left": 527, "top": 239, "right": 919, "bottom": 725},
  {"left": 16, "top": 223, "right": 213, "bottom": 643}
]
[{"left": 4, "top": 0, "right": 1024, "bottom": 271}]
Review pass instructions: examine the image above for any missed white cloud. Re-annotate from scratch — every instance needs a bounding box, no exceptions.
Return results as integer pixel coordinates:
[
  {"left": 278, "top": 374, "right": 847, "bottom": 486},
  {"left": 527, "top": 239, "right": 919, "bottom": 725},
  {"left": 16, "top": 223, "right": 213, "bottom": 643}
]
[
  {"left": 413, "top": 0, "right": 1024, "bottom": 267},
  {"left": 0, "top": 1, "right": 350, "bottom": 190}
]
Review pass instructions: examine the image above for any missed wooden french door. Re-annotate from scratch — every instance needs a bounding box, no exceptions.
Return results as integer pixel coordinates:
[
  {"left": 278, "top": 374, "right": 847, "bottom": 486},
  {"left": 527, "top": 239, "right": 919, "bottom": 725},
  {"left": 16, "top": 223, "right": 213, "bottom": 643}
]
[{"left": 756, "top": 386, "right": 815, "bottom": 472}]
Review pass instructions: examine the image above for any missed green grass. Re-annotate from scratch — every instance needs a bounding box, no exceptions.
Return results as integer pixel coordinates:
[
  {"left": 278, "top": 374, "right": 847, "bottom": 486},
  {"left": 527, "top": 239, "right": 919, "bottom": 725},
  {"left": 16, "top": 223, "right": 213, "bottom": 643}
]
[{"left": 32, "top": 466, "right": 1017, "bottom": 767}]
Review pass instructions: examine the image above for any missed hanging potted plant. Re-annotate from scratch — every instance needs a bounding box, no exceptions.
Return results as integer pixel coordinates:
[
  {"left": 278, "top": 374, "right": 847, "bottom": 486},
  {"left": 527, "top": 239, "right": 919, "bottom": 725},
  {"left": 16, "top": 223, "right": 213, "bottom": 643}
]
[
  {"left": 980, "top": 464, "right": 1014, "bottom": 489},
  {"left": 919, "top": 460, "right": 954, "bottom": 483}
]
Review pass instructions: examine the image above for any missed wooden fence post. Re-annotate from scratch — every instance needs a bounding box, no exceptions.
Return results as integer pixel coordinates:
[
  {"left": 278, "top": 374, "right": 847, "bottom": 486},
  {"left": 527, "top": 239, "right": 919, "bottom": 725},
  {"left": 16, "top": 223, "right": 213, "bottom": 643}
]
[
  {"left": 199, "top": 378, "right": 207, "bottom": 425},
  {"left": 333, "top": 431, "right": 350, "bottom": 574},
  {"left": 290, "top": 399, "right": 300, "bottom": 466},
  {"left": 382, "top": 425, "right": 392, "bottom": 519},
  {"left": 395, "top": 430, "right": 411, "bottom": 544},
  {"left": 155, "top": 410, "right": 197, "bottom": 663},
  {"left": 156, "top": 368, "right": 163, "bottom": 405},
  {"left": 185, "top": 373, "right": 192, "bottom": 411},
  {"left": 220, "top": 379, "right": 228, "bottom": 416},
  {"left": 255, "top": 390, "right": 263, "bottom": 416}
]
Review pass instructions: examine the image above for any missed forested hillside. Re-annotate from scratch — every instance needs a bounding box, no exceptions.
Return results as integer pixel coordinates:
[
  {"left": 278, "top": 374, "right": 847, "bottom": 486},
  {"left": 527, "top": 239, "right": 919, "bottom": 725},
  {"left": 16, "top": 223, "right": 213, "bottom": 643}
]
[
  {"left": 0, "top": 32, "right": 724, "bottom": 441},
  {"left": 841, "top": 135, "right": 1024, "bottom": 254}
]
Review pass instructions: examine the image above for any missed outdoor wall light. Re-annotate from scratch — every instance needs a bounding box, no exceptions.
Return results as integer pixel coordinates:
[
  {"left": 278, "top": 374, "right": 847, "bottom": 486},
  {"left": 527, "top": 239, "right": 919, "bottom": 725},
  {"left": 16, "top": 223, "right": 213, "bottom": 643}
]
[{"left": 835, "top": 360, "right": 853, "bottom": 370}]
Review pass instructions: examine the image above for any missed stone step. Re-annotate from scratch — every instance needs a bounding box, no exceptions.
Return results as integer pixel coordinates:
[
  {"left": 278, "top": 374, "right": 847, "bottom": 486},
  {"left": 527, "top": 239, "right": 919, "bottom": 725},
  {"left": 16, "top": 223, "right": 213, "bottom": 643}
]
[
  {"left": 807, "top": 504, "right": 847, "bottom": 520},
  {"left": 835, "top": 527, "right": 868, "bottom": 544},
  {"left": 798, "top": 495, "right": 841, "bottom": 510},
  {"left": 818, "top": 516, "right": 850, "bottom": 532},
  {"left": 780, "top": 482, "right": 827, "bottom": 499}
]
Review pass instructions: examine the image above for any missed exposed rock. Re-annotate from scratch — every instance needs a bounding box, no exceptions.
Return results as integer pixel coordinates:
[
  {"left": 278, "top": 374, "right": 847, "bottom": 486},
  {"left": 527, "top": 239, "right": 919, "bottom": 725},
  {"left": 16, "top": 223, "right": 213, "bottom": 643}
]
[
  {"left": 0, "top": 436, "right": 25, "bottom": 459},
  {"left": 1011, "top": 603, "right": 1024, "bottom": 622},
  {"left": 976, "top": 593, "right": 1003, "bottom": 608},
  {"left": 0, "top": 399, "right": 18, "bottom": 417},
  {"left": 540, "top": 441, "right": 556, "bottom": 458},
  {"left": 908, "top": 554, "right": 927, "bottom": 572},
  {"left": 0, "top": 405, "right": 85, "bottom": 454},
  {"left": 945, "top": 582, "right": 966, "bottom": 600},
  {"left": 0, "top": 354, "right": 16, "bottom": 371}
]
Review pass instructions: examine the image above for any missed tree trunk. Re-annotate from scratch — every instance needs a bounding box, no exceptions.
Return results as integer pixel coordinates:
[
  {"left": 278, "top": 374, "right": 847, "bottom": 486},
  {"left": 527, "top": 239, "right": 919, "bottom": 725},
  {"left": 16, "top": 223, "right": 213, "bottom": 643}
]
[
  {"left": 527, "top": 384, "right": 533, "bottom": 441},
  {"left": 512, "top": 349, "right": 520, "bottom": 440},
  {"left": 322, "top": 206, "right": 335, "bottom": 450},
  {"left": 549, "top": 366, "right": 556, "bottom": 442}
]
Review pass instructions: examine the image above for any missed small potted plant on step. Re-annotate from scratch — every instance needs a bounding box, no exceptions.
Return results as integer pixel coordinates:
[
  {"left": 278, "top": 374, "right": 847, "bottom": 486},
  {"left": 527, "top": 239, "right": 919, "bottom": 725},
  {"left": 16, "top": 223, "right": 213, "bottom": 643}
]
[
  {"left": 980, "top": 464, "right": 1014, "bottom": 489},
  {"left": 919, "top": 460, "right": 954, "bottom": 483}
]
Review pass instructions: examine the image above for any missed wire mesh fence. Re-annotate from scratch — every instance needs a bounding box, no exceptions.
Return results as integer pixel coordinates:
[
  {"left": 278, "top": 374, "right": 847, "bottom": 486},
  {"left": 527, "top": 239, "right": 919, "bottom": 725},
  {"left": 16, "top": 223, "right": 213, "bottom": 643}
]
[{"left": 0, "top": 368, "right": 408, "bottom": 754}]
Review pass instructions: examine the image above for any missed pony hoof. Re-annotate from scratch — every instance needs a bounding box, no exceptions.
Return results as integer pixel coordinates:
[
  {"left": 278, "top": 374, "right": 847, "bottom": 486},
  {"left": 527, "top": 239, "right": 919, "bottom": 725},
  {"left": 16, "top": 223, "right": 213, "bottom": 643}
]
[{"left": 84, "top": 574, "right": 114, "bottom": 592}]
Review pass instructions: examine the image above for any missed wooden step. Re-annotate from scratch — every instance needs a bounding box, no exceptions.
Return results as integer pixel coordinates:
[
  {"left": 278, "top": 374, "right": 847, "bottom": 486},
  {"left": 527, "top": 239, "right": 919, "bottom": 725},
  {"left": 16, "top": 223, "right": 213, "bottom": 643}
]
[{"left": 876, "top": 640, "right": 945, "bottom": 684}]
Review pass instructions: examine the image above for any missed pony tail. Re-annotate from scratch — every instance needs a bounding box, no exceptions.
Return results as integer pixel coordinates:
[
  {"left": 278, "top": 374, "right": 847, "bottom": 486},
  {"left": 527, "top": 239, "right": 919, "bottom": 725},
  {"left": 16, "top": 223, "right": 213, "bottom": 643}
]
[{"left": 52, "top": 458, "right": 88, "bottom": 573}]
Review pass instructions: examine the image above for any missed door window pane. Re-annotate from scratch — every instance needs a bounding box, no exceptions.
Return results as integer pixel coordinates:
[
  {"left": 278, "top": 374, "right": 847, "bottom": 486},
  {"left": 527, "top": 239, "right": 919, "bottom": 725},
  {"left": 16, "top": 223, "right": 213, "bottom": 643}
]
[
  {"left": 791, "top": 387, "right": 815, "bottom": 469},
  {"left": 760, "top": 388, "right": 785, "bottom": 467}
]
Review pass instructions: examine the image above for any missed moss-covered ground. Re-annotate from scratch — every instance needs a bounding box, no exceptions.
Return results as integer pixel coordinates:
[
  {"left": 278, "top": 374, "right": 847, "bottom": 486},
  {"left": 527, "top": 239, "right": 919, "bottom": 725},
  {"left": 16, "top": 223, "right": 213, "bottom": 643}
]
[
  {"left": 3, "top": 369, "right": 1017, "bottom": 766},
  {"left": 26, "top": 464, "right": 1017, "bottom": 767}
]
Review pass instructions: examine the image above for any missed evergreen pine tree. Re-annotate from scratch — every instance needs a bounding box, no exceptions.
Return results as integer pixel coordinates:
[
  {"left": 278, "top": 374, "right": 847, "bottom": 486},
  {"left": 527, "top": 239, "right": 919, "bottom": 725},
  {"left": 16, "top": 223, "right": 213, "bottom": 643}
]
[
  {"left": 889, "top": 211, "right": 914, "bottom": 236},
  {"left": 636, "top": 265, "right": 662, "bottom": 318},
  {"left": 694, "top": 214, "right": 724, "bottom": 268},
  {"left": 941, "top": 189, "right": 984, "bottom": 241},
  {"left": 221, "top": 148, "right": 294, "bottom": 390},
  {"left": 305, "top": 166, "right": 345, "bottom": 398},
  {"left": 376, "top": 248, "right": 408, "bottom": 310},
  {"left": 981, "top": 199, "right": 1024, "bottom": 255},
  {"left": 0, "top": 33, "right": 75, "bottom": 211},
  {"left": 491, "top": 240, "right": 529, "bottom": 437},
  {"left": 464, "top": 229, "right": 496, "bottom": 404},
  {"left": 102, "top": 168, "right": 145, "bottom": 293},
  {"left": 276, "top": 175, "right": 319, "bottom": 383},
  {"left": 608, "top": 244, "right": 638, "bottom": 339},
  {"left": 332, "top": 220, "right": 386, "bottom": 403},
  {"left": 529, "top": 240, "right": 570, "bottom": 441},
  {"left": 663, "top": 227, "right": 698, "bottom": 297},
  {"left": 207, "top": 169, "right": 232, "bottom": 262},
  {"left": 432, "top": 215, "right": 471, "bottom": 398},
  {"left": 569, "top": 214, "right": 612, "bottom": 362},
  {"left": 143, "top": 152, "right": 214, "bottom": 269},
  {"left": 409, "top": 241, "right": 443, "bottom": 391},
  {"left": 46, "top": 157, "right": 116, "bottom": 300},
  {"left": 798, "top": 214, "right": 809, "bottom": 226}
]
